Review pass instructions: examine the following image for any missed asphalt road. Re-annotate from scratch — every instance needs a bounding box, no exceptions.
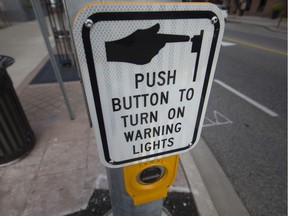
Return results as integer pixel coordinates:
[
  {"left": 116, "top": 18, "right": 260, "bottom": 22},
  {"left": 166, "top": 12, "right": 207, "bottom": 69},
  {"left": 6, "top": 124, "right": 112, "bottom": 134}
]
[{"left": 202, "top": 22, "right": 287, "bottom": 216}]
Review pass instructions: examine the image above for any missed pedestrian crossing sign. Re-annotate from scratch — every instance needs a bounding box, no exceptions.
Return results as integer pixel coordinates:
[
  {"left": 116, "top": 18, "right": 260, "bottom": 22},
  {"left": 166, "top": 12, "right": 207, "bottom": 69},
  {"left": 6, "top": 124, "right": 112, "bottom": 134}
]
[{"left": 73, "top": 3, "right": 224, "bottom": 167}]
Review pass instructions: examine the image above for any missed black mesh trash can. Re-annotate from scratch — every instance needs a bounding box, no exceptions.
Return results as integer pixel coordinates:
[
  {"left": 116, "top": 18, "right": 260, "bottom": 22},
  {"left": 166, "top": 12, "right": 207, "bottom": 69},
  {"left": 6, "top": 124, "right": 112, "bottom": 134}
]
[{"left": 0, "top": 55, "right": 35, "bottom": 165}]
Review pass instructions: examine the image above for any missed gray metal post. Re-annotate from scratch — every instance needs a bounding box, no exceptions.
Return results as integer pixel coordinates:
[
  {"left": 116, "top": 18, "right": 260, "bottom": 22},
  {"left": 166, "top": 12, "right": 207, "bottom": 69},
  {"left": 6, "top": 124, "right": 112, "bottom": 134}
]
[
  {"left": 31, "top": 0, "right": 75, "bottom": 120},
  {"left": 62, "top": 0, "right": 92, "bottom": 127},
  {"left": 106, "top": 167, "right": 164, "bottom": 216}
]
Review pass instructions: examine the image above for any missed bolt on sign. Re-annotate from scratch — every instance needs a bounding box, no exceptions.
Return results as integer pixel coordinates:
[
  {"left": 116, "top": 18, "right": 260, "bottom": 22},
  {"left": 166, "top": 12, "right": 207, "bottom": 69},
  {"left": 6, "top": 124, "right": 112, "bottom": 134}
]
[{"left": 73, "top": 3, "right": 224, "bottom": 168}]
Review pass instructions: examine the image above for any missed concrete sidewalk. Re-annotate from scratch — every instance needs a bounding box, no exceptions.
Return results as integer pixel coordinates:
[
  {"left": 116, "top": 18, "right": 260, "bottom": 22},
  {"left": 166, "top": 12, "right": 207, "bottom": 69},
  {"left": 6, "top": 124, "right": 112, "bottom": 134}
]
[
  {"left": 0, "top": 79, "right": 198, "bottom": 216},
  {"left": 0, "top": 20, "right": 54, "bottom": 89},
  {"left": 227, "top": 15, "right": 287, "bottom": 33}
]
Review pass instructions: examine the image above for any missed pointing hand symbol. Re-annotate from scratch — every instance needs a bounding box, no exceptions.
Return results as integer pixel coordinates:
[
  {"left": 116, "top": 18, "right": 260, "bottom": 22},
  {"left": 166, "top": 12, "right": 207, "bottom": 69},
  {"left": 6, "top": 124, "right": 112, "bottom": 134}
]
[{"left": 105, "top": 23, "right": 190, "bottom": 65}]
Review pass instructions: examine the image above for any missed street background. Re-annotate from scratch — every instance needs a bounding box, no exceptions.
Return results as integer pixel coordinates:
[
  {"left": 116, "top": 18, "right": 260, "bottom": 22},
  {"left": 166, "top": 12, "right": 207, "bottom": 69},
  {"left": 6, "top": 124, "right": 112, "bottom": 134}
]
[
  {"left": 202, "top": 17, "right": 287, "bottom": 216},
  {"left": 0, "top": 10, "right": 287, "bottom": 216}
]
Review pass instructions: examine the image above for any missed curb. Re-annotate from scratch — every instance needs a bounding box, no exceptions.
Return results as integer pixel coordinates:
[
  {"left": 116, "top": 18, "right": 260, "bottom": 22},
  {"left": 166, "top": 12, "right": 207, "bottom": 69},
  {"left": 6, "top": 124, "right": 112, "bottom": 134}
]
[
  {"left": 180, "top": 151, "right": 219, "bottom": 216},
  {"left": 189, "top": 138, "right": 250, "bottom": 216}
]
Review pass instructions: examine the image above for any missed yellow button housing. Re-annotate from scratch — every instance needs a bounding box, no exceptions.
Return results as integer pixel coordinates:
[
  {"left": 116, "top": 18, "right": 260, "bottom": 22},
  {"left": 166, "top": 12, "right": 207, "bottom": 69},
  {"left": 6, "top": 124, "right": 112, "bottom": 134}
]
[{"left": 123, "top": 155, "right": 179, "bottom": 205}]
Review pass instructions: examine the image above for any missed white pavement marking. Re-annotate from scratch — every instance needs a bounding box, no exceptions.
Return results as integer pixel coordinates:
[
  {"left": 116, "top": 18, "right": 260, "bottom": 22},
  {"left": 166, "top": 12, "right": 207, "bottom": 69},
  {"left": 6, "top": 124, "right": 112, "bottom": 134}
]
[
  {"left": 222, "top": 41, "right": 236, "bottom": 46},
  {"left": 169, "top": 186, "right": 191, "bottom": 193},
  {"left": 95, "top": 174, "right": 107, "bottom": 189},
  {"left": 214, "top": 79, "right": 279, "bottom": 117},
  {"left": 203, "top": 110, "right": 233, "bottom": 127}
]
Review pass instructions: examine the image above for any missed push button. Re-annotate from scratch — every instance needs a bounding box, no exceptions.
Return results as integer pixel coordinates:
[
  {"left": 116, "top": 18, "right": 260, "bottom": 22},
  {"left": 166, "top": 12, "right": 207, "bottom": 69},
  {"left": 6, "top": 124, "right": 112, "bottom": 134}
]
[{"left": 138, "top": 166, "right": 165, "bottom": 184}]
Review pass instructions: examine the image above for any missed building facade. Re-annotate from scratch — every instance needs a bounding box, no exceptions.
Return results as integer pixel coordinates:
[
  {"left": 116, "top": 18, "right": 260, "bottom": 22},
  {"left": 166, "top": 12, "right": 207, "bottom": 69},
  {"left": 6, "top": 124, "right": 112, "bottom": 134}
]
[
  {"left": 0, "top": 0, "right": 37, "bottom": 22},
  {"left": 228, "top": 0, "right": 287, "bottom": 17}
]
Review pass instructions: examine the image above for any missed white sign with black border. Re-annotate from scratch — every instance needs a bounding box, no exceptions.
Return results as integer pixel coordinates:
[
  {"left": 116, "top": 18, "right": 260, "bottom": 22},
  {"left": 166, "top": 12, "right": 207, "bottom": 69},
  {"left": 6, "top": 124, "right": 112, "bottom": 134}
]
[{"left": 73, "top": 3, "right": 224, "bottom": 168}]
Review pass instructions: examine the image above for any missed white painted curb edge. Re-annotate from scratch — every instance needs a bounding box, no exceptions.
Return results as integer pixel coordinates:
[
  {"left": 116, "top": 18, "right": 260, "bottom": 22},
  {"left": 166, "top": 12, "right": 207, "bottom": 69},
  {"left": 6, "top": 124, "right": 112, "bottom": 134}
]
[
  {"left": 180, "top": 137, "right": 250, "bottom": 216},
  {"left": 180, "top": 152, "right": 219, "bottom": 216}
]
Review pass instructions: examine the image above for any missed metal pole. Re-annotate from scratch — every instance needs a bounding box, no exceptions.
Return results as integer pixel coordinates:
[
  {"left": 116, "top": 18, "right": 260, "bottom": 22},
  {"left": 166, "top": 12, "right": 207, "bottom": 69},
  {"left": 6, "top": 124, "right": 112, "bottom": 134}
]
[
  {"left": 106, "top": 167, "right": 164, "bottom": 216},
  {"left": 31, "top": 0, "right": 75, "bottom": 120},
  {"left": 62, "top": 0, "right": 93, "bottom": 127}
]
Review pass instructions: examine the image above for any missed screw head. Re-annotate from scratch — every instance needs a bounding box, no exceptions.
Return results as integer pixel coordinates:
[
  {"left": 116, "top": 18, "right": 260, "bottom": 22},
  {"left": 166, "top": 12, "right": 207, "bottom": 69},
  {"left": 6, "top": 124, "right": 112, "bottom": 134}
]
[
  {"left": 211, "top": 16, "right": 218, "bottom": 24},
  {"left": 85, "top": 19, "right": 93, "bottom": 28},
  {"left": 109, "top": 160, "right": 114, "bottom": 164}
]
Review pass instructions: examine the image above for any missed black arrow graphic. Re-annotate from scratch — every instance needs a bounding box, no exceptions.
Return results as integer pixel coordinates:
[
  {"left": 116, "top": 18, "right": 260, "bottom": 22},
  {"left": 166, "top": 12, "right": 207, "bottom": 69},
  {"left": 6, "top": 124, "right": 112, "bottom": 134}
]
[
  {"left": 105, "top": 23, "right": 190, "bottom": 65},
  {"left": 105, "top": 24, "right": 204, "bottom": 82}
]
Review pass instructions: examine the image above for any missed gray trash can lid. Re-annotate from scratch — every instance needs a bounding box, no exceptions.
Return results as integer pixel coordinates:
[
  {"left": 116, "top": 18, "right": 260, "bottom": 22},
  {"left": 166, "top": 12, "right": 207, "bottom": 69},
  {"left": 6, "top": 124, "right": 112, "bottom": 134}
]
[{"left": 0, "top": 55, "right": 15, "bottom": 69}]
